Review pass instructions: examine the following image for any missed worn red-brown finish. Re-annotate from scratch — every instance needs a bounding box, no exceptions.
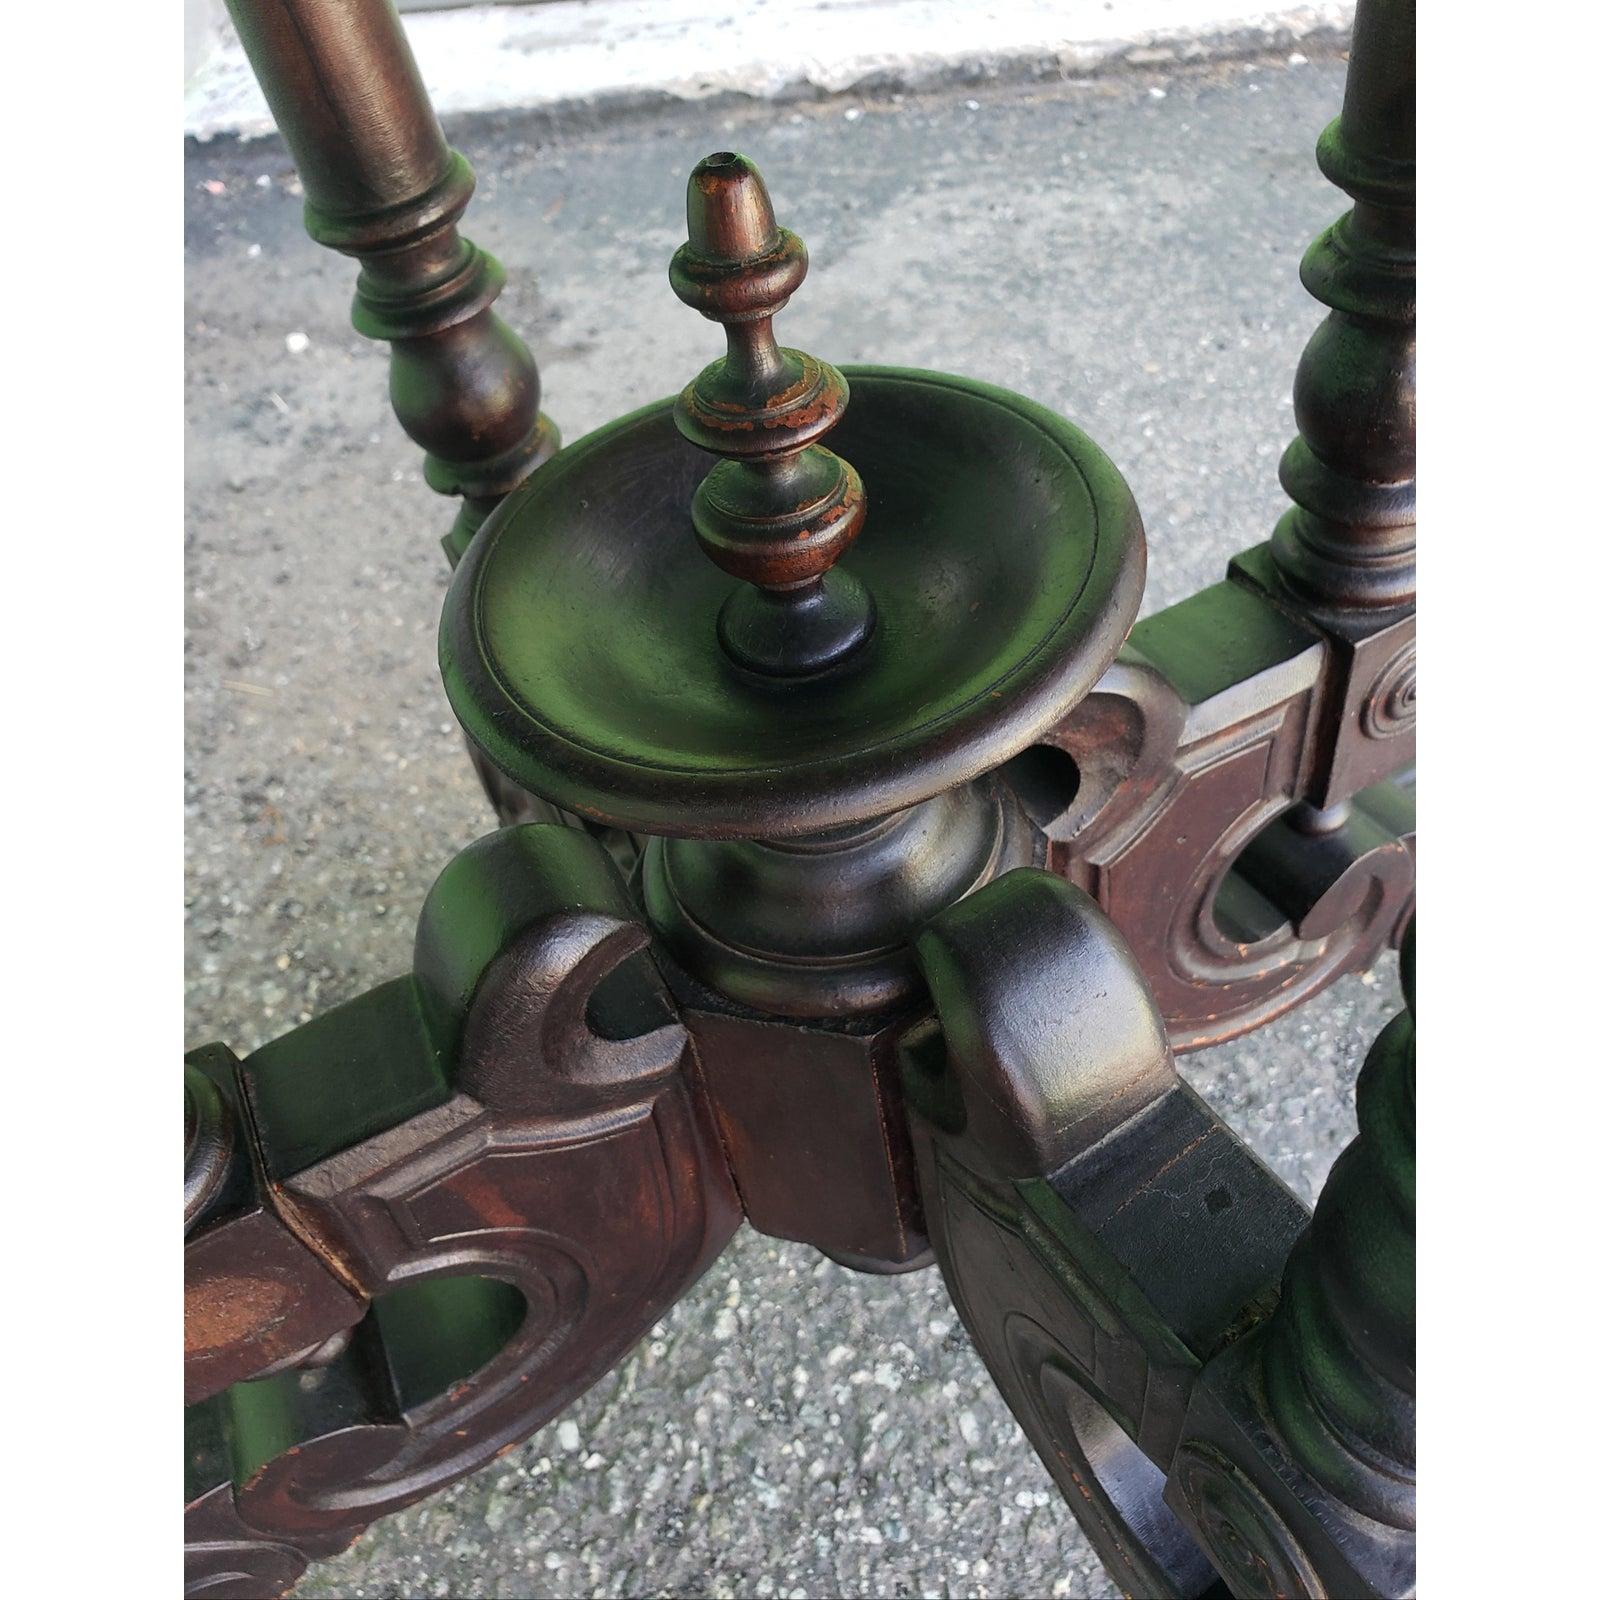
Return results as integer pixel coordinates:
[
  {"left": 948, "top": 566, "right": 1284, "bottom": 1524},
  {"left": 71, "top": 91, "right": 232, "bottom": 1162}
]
[
  {"left": 685, "top": 1004, "right": 931, "bottom": 1272},
  {"left": 185, "top": 829, "right": 741, "bottom": 1597}
]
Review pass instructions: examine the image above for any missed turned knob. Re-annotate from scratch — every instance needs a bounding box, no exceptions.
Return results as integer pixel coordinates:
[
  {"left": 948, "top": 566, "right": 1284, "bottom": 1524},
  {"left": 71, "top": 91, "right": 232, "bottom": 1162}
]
[{"left": 670, "top": 153, "right": 873, "bottom": 676}]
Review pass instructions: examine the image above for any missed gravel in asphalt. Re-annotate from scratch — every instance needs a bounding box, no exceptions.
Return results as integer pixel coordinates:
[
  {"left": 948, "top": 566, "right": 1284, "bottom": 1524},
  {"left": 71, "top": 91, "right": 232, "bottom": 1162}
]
[{"left": 185, "top": 47, "right": 1401, "bottom": 1599}]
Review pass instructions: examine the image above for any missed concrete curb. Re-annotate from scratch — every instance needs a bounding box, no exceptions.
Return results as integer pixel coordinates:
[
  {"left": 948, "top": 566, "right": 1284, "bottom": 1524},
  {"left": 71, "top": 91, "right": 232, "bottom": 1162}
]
[{"left": 185, "top": 0, "right": 1354, "bottom": 141}]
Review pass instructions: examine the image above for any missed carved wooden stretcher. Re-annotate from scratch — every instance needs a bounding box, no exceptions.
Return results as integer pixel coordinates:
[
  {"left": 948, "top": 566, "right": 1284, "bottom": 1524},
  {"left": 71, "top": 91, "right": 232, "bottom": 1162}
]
[{"left": 185, "top": 2, "right": 1416, "bottom": 1594}]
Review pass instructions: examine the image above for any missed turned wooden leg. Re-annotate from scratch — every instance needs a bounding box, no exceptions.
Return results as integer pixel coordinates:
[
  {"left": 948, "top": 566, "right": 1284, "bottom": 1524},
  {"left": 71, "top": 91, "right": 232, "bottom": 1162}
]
[
  {"left": 224, "top": 0, "right": 558, "bottom": 559},
  {"left": 1170, "top": 928, "right": 1415, "bottom": 1599},
  {"left": 224, "top": 0, "right": 569, "bottom": 829}
]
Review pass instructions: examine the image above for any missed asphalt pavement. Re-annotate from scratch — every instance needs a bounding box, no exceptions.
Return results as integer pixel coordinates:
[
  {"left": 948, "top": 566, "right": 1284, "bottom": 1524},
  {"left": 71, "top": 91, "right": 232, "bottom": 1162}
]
[{"left": 184, "top": 47, "right": 1400, "bottom": 1599}]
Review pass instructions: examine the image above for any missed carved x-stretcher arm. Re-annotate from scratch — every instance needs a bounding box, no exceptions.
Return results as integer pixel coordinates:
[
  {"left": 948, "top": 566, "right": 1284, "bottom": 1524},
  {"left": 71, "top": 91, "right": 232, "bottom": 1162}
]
[
  {"left": 902, "top": 872, "right": 1414, "bottom": 1599},
  {"left": 187, "top": 824, "right": 1414, "bottom": 1600},
  {"left": 185, "top": 828, "right": 740, "bottom": 1595},
  {"left": 1016, "top": 548, "right": 1414, "bottom": 1055}
]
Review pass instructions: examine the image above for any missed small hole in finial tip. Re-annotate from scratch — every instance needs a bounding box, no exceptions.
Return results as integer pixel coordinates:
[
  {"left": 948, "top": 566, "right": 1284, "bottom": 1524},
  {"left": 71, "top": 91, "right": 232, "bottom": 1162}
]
[{"left": 703, "top": 151, "right": 740, "bottom": 167}]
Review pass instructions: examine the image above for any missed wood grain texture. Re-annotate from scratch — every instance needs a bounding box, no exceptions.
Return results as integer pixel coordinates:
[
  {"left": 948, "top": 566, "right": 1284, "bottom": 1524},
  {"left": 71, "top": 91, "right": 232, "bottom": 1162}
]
[{"left": 184, "top": 828, "right": 740, "bottom": 1598}]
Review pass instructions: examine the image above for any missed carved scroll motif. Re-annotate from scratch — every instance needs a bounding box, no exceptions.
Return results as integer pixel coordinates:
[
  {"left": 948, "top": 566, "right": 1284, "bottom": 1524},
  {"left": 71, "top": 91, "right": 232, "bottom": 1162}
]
[
  {"left": 1010, "top": 578, "right": 1414, "bottom": 1051},
  {"left": 184, "top": 828, "right": 740, "bottom": 1598}
]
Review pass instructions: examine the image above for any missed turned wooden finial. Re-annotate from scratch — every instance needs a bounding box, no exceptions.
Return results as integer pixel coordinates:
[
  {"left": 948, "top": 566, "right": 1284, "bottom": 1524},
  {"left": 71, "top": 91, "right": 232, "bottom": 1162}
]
[{"left": 670, "top": 153, "right": 873, "bottom": 676}]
